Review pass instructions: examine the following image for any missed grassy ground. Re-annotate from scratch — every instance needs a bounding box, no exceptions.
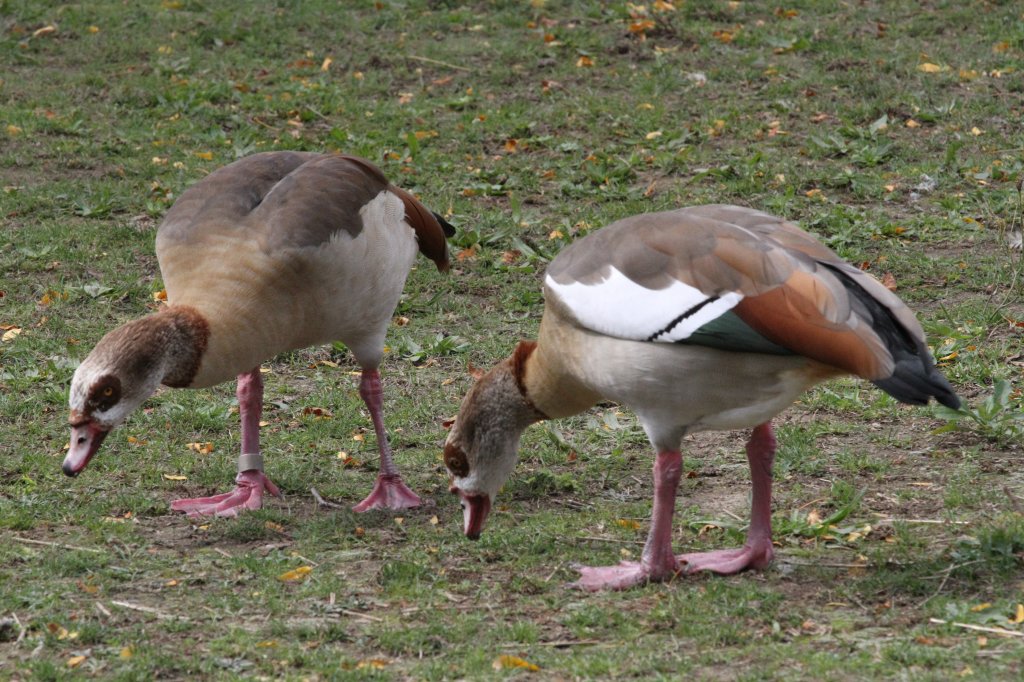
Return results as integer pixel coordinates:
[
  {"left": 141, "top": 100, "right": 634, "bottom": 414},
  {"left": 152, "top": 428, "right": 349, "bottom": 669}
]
[{"left": 2, "top": 0, "right": 1023, "bottom": 679}]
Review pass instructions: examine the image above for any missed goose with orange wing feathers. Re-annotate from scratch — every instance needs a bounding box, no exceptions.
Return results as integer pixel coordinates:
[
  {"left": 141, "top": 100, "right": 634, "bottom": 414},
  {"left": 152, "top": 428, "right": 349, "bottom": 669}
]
[{"left": 444, "top": 204, "right": 958, "bottom": 590}]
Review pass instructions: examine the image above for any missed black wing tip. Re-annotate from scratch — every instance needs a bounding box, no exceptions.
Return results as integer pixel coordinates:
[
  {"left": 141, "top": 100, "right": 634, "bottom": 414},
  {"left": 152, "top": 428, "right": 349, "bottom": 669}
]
[
  {"left": 433, "top": 211, "right": 456, "bottom": 238},
  {"left": 873, "top": 368, "right": 961, "bottom": 410}
]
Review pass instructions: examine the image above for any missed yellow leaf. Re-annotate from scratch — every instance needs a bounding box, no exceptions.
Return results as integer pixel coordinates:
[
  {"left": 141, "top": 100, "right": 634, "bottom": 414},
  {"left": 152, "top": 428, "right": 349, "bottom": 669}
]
[
  {"left": 165, "top": 579, "right": 179, "bottom": 587},
  {"left": 33, "top": 25, "right": 57, "bottom": 38},
  {"left": 265, "top": 521, "right": 285, "bottom": 533},
  {"left": 67, "top": 655, "right": 87, "bottom": 668},
  {"left": 493, "top": 655, "right": 540, "bottom": 672},
  {"left": 162, "top": 474, "right": 187, "bottom": 481},
  {"left": 6, "top": 124, "right": 22, "bottom": 136},
  {"left": 257, "top": 640, "right": 278, "bottom": 648},
  {"left": 357, "top": 659, "right": 389, "bottom": 669},
  {"left": 2, "top": 327, "right": 23, "bottom": 342},
  {"left": 992, "top": 41, "right": 1011, "bottom": 53},
  {"left": 970, "top": 127, "right": 983, "bottom": 136},
  {"left": 576, "top": 55, "right": 594, "bottom": 68},
  {"left": 905, "top": 119, "right": 920, "bottom": 128},
  {"left": 645, "top": 130, "right": 663, "bottom": 140},
  {"left": 187, "top": 441, "right": 214, "bottom": 454},
  {"left": 320, "top": 56, "right": 333, "bottom": 71},
  {"left": 430, "top": 515, "right": 439, "bottom": 525},
  {"left": 548, "top": 229, "right": 564, "bottom": 240},
  {"left": 959, "top": 68, "right": 979, "bottom": 80},
  {"left": 88, "top": 26, "right": 100, "bottom": 34},
  {"left": 153, "top": 289, "right": 167, "bottom": 301},
  {"left": 278, "top": 565, "right": 313, "bottom": 582},
  {"left": 970, "top": 602, "right": 992, "bottom": 612},
  {"left": 917, "top": 62, "right": 945, "bottom": 73},
  {"left": 616, "top": 518, "right": 641, "bottom": 530},
  {"left": 120, "top": 647, "right": 133, "bottom": 660},
  {"left": 1011, "top": 604, "right": 1024, "bottom": 624},
  {"left": 194, "top": 151, "right": 214, "bottom": 160},
  {"left": 352, "top": 433, "right": 365, "bottom": 441}
]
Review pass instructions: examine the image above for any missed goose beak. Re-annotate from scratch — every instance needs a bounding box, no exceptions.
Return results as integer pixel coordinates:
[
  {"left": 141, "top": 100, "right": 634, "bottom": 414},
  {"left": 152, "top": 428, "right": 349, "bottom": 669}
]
[
  {"left": 452, "top": 487, "right": 492, "bottom": 540},
  {"left": 63, "top": 422, "right": 109, "bottom": 476}
]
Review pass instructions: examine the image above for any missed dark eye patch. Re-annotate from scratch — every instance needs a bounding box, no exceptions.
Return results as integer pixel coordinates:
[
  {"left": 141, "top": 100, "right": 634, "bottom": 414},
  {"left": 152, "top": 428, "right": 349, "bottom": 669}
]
[
  {"left": 87, "top": 375, "right": 122, "bottom": 412},
  {"left": 443, "top": 442, "right": 469, "bottom": 478}
]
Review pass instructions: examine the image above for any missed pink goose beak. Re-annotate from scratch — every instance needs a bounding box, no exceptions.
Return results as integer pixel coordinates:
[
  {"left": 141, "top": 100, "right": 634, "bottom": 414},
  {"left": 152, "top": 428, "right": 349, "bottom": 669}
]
[
  {"left": 452, "top": 487, "right": 492, "bottom": 540},
  {"left": 63, "top": 422, "right": 109, "bottom": 476}
]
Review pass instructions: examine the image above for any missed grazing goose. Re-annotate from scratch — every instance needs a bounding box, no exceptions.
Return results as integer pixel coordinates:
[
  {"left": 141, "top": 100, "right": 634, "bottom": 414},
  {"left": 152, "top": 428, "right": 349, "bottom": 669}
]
[
  {"left": 443, "top": 204, "right": 959, "bottom": 591},
  {"left": 65, "top": 151, "right": 454, "bottom": 516}
]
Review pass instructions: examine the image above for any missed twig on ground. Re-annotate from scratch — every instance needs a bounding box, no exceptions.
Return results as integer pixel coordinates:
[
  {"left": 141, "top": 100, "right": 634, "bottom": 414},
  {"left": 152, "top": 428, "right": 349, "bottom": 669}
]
[
  {"left": 929, "top": 618, "right": 1024, "bottom": 639},
  {"left": 778, "top": 558, "right": 870, "bottom": 569},
  {"left": 405, "top": 54, "right": 472, "bottom": 72},
  {"left": 94, "top": 602, "right": 112, "bottom": 618},
  {"left": 110, "top": 600, "right": 184, "bottom": 621},
  {"left": 11, "top": 612, "right": 25, "bottom": 644},
  {"left": 12, "top": 536, "right": 103, "bottom": 553},
  {"left": 212, "top": 547, "right": 232, "bottom": 559},
  {"left": 340, "top": 608, "right": 383, "bottom": 622},
  {"left": 1002, "top": 485, "right": 1023, "bottom": 514},
  {"left": 311, "top": 487, "right": 346, "bottom": 509}
]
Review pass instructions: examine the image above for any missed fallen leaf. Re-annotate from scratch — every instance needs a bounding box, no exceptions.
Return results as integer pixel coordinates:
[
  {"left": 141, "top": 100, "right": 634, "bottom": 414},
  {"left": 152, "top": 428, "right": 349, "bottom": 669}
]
[
  {"left": 970, "top": 126, "right": 983, "bottom": 136},
  {"left": 905, "top": 119, "right": 920, "bottom": 128},
  {"left": 970, "top": 602, "right": 992, "bottom": 612},
  {"left": 880, "top": 272, "right": 898, "bottom": 291},
  {"left": 645, "top": 130, "right": 663, "bottom": 140},
  {"left": 278, "top": 565, "right": 313, "bottom": 582},
  {"left": 917, "top": 62, "right": 946, "bottom": 73},
  {"left": 320, "top": 56, "right": 332, "bottom": 71},
  {"left": 616, "top": 518, "right": 641, "bottom": 530},
  {"left": 194, "top": 151, "right": 213, "bottom": 160},
  {"left": 33, "top": 25, "right": 57, "bottom": 38},
  {"left": 153, "top": 289, "right": 167, "bottom": 301},
  {"left": 493, "top": 655, "right": 540, "bottom": 672},
  {"left": 2, "top": 327, "right": 21, "bottom": 342},
  {"left": 1010, "top": 604, "right": 1024, "bottom": 624},
  {"left": 67, "top": 655, "right": 87, "bottom": 668},
  {"left": 712, "top": 29, "right": 734, "bottom": 43},
  {"left": 430, "top": 515, "right": 439, "bottom": 525},
  {"left": 576, "top": 55, "right": 594, "bottom": 68},
  {"left": 357, "top": 659, "right": 389, "bottom": 669},
  {"left": 187, "top": 442, "right": 214, "bottom": 454},
  {"left": 120, "top": 647, "right": 133, "bottom": 660},
  {"left": 162, "top": 474, "right": 187, "bottom": 481}
]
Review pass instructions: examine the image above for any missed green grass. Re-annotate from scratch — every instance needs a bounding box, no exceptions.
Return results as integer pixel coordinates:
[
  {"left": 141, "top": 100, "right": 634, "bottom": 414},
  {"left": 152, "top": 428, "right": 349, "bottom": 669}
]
[{"left": 3, "top": 0, "right": 1024, "bottom": 678}]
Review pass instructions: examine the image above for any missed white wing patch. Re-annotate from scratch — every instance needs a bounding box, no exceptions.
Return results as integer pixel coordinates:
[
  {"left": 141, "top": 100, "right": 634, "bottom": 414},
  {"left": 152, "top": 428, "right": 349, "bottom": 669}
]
[{"left": 545, "top": 267, "right": 743, "bottom": 342}]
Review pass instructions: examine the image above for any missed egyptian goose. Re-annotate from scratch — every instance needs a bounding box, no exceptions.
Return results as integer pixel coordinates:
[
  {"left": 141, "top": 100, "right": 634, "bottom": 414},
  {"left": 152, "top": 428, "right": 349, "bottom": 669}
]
[
  {"left": 443, "top": 204, "right": 959, "bottom": 591},
  {"left": 65, "top": 151, "right": 454, "bottom": 516}
]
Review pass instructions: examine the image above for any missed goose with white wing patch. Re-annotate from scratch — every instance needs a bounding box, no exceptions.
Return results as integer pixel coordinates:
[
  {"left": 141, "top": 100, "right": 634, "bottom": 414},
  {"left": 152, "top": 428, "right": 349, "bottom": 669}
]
[
  {"left": 66, "top": 151, "right": 454, "bottom": 516},
  {"left": 444, "top": 204, "right": 958, "bottom": 591}
]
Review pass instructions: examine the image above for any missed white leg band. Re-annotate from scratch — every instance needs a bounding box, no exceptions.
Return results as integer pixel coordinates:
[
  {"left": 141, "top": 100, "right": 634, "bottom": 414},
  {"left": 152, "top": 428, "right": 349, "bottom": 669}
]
[{"left": 237, "top": 453, "right": 264, "bottom": 473}]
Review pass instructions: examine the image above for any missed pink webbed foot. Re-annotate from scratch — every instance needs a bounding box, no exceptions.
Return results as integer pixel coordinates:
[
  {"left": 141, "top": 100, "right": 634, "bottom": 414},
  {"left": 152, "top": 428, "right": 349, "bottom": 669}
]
[
  {"left": 571, "top": 560, "right": 683, "bottom": 592},
  {"left": 678, "top": 541, "right": 774, "bottom": 575},
  {"left": 170, "top": 470, "right": 282, "bottom": 518},
  {"left": 352, "top": 474, "right": 422, "bottom": 512}
]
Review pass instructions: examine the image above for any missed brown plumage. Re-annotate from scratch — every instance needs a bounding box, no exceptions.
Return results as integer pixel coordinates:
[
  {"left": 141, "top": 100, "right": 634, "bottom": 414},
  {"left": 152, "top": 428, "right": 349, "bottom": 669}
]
[
  {"left": 66, "top": 151, "right": 454, "bottom": 517},
  {"left": 445, "top": 204, "right": 958, "bottom": 590}
]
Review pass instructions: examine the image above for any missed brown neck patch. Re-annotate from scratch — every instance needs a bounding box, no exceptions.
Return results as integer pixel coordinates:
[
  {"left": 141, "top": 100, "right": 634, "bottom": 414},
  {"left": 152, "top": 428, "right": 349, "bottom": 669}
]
[
  {"left": 161, "top": 306, "right": 210, "bottom": 387},
  {"left": 510, "top": 340, "right": 549, "bottom": 420}
]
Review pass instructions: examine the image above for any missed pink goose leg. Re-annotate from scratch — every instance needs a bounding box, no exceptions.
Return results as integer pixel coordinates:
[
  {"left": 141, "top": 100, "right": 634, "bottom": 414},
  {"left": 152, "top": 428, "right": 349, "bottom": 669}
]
[
  {"left": 171, "top": 368, "right": 281, "bottom": 518},
  {"left": 678, "top": 422, "right": 776, "bottom": 573},
  {"left": 351, "top": 368, "right": 422, "bottom": 512},
  {"left": 572, "top": 449, "right": 685, "bottom": 591},
  {"left": 571, "top": 422, "right": 778, "bottom": 590}
]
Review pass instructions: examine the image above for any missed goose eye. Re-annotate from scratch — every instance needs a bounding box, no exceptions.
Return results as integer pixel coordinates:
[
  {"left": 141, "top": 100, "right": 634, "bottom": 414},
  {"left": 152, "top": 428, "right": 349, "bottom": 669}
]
[{"left": 102, "top": 387, "right": 114, "bottom": 397}]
